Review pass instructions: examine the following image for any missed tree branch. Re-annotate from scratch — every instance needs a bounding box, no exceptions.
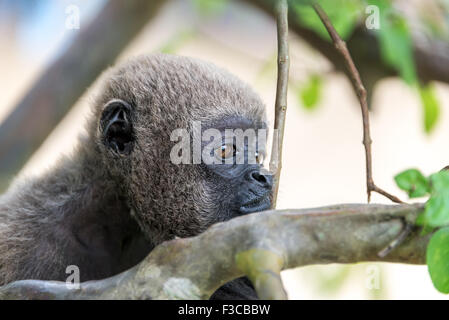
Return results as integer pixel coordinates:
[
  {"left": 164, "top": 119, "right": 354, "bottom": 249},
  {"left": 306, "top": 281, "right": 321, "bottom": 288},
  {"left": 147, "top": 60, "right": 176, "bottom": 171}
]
[
  {"left": 270, "top": 0, "right": 290, "bottom": 208},
  {"left": 312, "top": 3, "right": 402, "bottom": 204},
  {"left": 0, "top": 203, "right": 427, "bottom": 300},
  {"left": 0, "top": 0, "right": 167, "bottom": 189},
  {"left": 241, "top": 0, "right": 449, "bottom": 92}
]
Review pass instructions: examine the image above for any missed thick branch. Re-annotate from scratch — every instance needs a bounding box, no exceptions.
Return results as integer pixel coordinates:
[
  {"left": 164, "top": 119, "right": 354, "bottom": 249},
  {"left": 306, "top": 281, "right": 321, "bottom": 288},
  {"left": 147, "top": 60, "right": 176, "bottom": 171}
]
[
  {"left": 0, "top": 0, "right": 166, "bottom": 188},
  {"left": 270, "top": 0, "right": 290, "bottom": 208},
  {"left": 0, "top": 203, "right": 427, "bottom": 300}
]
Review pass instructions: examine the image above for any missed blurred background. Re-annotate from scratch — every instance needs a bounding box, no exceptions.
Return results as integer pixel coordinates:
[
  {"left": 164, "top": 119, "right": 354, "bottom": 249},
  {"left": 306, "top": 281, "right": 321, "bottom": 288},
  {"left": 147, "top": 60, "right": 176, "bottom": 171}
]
[{"left": 1, "top": 0, "right": 449, "bottom": 299}]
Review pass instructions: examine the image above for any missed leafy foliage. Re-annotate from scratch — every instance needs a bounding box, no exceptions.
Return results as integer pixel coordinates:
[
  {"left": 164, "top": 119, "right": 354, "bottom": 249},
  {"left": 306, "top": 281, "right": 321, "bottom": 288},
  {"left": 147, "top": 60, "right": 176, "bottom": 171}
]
[
  {"left": 298, "top": 75, "right": 323, "bottom": 110},
  {"left": 427, "top": 227, "right": 449, "bottom": 293},
  {"left": 292, "top": 0, "right": 362, "bottom": 41},
  {"left": 394, "top": 169, "right": 429, "bottom": 198},
  {"left": 419, "top": 84, "right": 441, "bottom": 133},
  {"left": 367, "top": 0, "right": 417, "bottom": 85},
  {"left": 292, "top": 0, "right": 417, "bottom": 84},
  {"left": 290, "top": 0, "right": 442, "bottom": 133},
  {"left": 425, "top": 172, "right": 449, "bottom": 228},
  {"left": 395, "top": 169, "right": 449, "bottom": 293}
]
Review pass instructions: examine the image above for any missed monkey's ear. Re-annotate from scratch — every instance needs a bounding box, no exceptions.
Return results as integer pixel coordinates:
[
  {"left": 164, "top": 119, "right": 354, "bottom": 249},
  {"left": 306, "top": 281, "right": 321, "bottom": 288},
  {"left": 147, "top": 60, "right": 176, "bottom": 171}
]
[{"left": 100, "top": 100, "right": 134, "bottom": 155}]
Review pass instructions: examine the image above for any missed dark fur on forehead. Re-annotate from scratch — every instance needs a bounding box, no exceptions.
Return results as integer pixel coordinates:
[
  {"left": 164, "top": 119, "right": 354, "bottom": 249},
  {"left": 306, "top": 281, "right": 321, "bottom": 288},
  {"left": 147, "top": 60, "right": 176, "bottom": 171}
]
[{"left": 93, "top": 54, "right": 267, "bottom": 129}]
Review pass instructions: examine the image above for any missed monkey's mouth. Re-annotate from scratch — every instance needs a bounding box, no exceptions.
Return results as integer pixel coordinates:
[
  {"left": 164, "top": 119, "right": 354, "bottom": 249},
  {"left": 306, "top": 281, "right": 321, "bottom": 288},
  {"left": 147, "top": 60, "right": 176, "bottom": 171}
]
[{"left": 239, "top": 195, "right": 271, "bottom": 215}]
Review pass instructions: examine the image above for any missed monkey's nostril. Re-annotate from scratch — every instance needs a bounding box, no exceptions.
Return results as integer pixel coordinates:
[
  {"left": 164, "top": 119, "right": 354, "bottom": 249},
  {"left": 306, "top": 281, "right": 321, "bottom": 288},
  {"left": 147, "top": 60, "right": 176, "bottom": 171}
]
[
  {"left": 251, "top": 171, "right": 266, "bottom": 184},
  {"left": 250, "top": 171, "right": 273, "bottom": 189}
]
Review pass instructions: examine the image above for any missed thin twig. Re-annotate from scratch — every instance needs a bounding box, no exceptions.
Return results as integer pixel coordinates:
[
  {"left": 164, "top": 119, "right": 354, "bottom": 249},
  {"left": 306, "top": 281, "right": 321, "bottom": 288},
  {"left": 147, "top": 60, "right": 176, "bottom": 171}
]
[
  {"left": 312, "top": 3, "right": 403, "bottom": 204},
  {"left": 269, "top": 0, "right": 290, "bottom": 209},
  {"left": 378, "top": 222, "right": 414, "bottom": 258}
]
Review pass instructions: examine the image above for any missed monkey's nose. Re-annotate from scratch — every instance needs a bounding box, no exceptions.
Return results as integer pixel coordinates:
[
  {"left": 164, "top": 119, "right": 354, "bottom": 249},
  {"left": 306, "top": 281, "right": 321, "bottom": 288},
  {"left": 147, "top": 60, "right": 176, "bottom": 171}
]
[{"left": 248, "top": 169, "right": 273, "bottom": 190}]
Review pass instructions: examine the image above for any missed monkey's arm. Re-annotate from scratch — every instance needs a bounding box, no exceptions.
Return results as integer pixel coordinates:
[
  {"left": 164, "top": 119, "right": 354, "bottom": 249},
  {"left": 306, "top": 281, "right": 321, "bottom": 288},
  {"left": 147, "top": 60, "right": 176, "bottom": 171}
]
[{"left": 210, "top": 277, "right": 258, "bottom": 300}]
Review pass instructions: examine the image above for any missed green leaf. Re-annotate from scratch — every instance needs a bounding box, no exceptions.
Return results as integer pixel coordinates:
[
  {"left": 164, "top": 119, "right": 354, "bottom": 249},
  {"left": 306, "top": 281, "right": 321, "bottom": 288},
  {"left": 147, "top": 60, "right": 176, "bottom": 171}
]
[
  {"left": 427, "top": 227, "right": 449, "bottom": 293},
  {"left": 292, "top": 0, "right": 362, "bottom": 41},
  {"left": 424, "top": 196, "right": 449, "bottom": 228},
  {"left": 299, "top": 75, "right": 323, "bottom": 110},
  {"left": 419, "top": 172, "right": 449, "bottom": 227},
  {"left": 430, "top": 171, "right": 449, "bottom": 195},
  {"left": 394, "top": 169, "right": 429, "bottom": 198},
  {"left": 366, "top": 0, "right": 417, "bottom": 84},
  {"left": 419, "top": 84, "right": 440, "bottom": 134},
  {"left": 378, "top": 14, "right": 417, "bottom": 84},
  {"left": 416, "top": 213, "right": 435, "bottom": 235}
]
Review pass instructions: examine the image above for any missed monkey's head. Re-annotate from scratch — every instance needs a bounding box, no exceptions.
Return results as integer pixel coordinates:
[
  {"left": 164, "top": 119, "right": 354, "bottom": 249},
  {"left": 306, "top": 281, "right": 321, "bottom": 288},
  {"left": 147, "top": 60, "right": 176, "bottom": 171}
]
[{"left": 92, "top": 54, "right": 272, "bottom": 244}]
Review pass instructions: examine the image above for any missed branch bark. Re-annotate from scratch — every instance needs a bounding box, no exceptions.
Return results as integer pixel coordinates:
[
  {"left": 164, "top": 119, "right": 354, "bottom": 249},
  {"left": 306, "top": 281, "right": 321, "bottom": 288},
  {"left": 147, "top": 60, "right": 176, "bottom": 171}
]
[
  {"left": 0, "top": 203, "right": 427, "bottom": 300},
  {"left": 270, "top": 0, "right": 290, "bottom": 208},
  {"left": 0, "top": 0, "right": 167, "bottom": 189}
]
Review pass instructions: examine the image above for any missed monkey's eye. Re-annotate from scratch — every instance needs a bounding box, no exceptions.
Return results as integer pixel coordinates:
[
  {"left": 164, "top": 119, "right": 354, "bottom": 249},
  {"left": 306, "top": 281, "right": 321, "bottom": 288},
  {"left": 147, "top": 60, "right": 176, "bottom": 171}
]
[{"left": 215, "top": 143, "right": 236, "bottom": 162}]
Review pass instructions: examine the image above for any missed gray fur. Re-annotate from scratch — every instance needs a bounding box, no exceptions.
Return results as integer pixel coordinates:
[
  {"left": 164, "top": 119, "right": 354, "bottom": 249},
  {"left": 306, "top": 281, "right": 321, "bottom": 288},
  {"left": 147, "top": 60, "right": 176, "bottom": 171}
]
[{"left": 0, "top": 54, "right": 267, "bottom": 295}]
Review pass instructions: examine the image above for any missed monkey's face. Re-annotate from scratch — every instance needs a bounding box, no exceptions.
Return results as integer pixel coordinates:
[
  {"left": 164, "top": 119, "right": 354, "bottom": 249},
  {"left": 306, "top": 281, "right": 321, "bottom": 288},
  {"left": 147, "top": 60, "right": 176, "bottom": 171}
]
[
  {"left": 95, "top": 54, "right": 272, "bottom": 244},
  {"left": 197, "top": 116, "right": 273, "bottom": 218}
]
